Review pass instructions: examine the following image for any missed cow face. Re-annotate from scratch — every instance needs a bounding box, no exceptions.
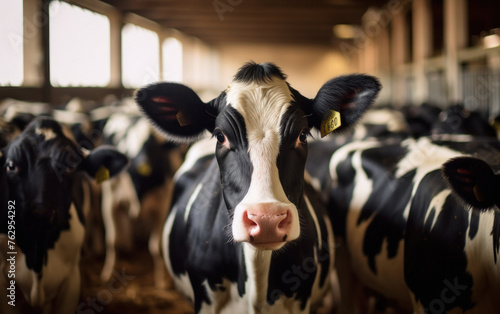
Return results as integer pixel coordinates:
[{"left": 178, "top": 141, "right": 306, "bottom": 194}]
[
  {"left": 136, "top": 62, "right": 380, "bottom": 250},
  {"left": 3, "top": 117, "right": 128, "bottom": 272},
  {"left": 432, "top": 104, "right": 496, "bottom": 137}
]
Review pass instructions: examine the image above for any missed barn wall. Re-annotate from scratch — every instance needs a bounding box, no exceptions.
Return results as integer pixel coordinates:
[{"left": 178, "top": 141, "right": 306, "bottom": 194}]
[{"left": 216, "top": 43, "right": 354, "bottom": 98}]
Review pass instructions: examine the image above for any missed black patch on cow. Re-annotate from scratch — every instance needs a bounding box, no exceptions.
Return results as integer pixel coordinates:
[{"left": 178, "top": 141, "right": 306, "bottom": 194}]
[
  {"left": 277, "top": 106, "right": 309, "bottom": 206},
  {"left": 493, "top": 211, "right": 500, "bottom": 263},
  {"left": 305, "top": 139, "right": 339, "bottom": 200},
  {"left": 405, "top": 170, "right": 474, "bottom": 312},
  {"left": 352, "top": 144, "right": 411, "bottom": 274},
  {"left": 305, "top": 183, "right": 333, "bottom": 289},
  {"left": 329, "top": 151, "right": 356, "bottom": 238},
  {"left": 214, "top": 106, "right": 252, "bottom": 210},
  {"left": 265, "top": 159, "right": 332, "bottom": 310},
  {"left": 168, "top": 159, "right": 246, "bottom": 312},
  {"left": 468, "top": 210, "right": 480, "bottom": 240},
  {"left": 233, "top": 61, "right": 287, "bottom": 84},
  {"left": 266, "top": 194, "right": 330, "bottom": 309}
]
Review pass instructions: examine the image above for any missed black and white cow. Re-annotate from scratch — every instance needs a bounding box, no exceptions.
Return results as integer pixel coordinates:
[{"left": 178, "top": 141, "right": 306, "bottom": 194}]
[
  {"left": 135, "top": 61, "right": 381, "bottom": 312},
  {"left": 431, "top": 104, "right": 497, "bottom": 138},
  {"left": 0, "top": 117, "right": 128, "bottom": 314},
  {"left": 100, "top": 109, "right": 185, "bottom": 288},
  {"left": 322, "top": 135, "right": 500, "bottom": 313}
]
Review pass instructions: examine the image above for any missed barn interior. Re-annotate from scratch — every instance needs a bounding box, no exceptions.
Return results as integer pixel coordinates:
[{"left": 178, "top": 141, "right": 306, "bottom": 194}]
[
  {"left": 2, "top": 0, "right": 499, "bottom": 110},
  {"left": 1, "top": 0, "right": 500, "bottom": 313}
]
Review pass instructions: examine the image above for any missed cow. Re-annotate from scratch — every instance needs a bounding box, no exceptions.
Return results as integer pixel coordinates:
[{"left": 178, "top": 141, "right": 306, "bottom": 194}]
[
  {"left": 306, "top": 106, "right": 409, "bottom": 206},
  {"left": 99, "top": 109, "right": 185, "bottom": 288},
  {"left": 50, "top": 98, "right": 183, "bottom": 289},
  {"left": 431, "top": 104, "right": 496, "bottom": 138},
  {"left": 320, "top": 134, "right": 500, "bottom": 313},
  {"left": 134, "top": 61, "right": 381, "bottom": 312},
  {"left": 401, "top": 103, "right": 441, "bottom": 139},
  {"left": 0, "top": 116, "right": 128, "bottom": 314}
]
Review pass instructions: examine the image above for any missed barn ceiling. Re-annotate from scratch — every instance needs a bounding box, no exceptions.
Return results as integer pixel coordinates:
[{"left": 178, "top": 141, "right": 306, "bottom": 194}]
[{"left": 100, "top": 0, "right": 390, "bottom": 46}]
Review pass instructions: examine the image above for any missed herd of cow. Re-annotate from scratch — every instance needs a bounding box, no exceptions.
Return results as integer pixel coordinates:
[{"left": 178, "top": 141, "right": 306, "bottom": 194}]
[{"left": 1, "top": 62, "right": 499, "bottom": 313}]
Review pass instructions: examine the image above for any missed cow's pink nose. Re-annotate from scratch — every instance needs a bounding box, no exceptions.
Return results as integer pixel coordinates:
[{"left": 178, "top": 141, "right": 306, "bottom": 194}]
[{"left": 242, "top": 207, "right": 292, "bottom": 245}]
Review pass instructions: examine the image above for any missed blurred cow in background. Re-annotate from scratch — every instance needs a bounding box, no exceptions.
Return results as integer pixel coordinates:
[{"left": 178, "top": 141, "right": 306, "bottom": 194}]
[
  {"left": 0, "top": 117, "right": 128, "bottom": 314},
  {"left": 99, "top": 100, "right": 186, "bottom": 288},
  {"left": 0, "top": 97, "right": 186, "bottom": 290}
]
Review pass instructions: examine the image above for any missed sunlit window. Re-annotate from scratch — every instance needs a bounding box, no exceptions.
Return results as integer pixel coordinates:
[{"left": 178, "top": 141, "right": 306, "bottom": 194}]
[
  {"left": 49, "top": 1, "right": 110, "bottom": 87},
  {"left": 122, "top": 23, "right": 159, "bottom": 88},
  {"left": 162, "top": 37, "right": 183, "bottom": 82},
  {"left": 0, "top": 0, "right": 23, "bottom": 86}
]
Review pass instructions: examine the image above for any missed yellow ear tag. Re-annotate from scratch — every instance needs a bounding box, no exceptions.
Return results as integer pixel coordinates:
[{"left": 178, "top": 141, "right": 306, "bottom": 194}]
[
  {"left": 320, "top": 110, "right": 342, "bottom": 138},
  {"left": 95, "top": 165, "right": 110, "bottom": 183},
  {"left": 473, "top": 185, "right": 484, "bottom": 202},
  {"left": 137, "top": 163, "right": 152, "bottom": 176},
  {"left": 176, "top": 111, "right": 191, "bottom": 127}
]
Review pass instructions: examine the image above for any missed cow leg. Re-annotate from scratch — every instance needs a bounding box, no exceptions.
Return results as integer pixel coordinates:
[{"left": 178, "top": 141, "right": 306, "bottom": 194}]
[
  {"left": 115, "top": 172, "right": 140, "bottom": 253},
  {"left": 123, "top": 172, "right": 141, "bottom": 219},
  {"left": 150, "top": 179, "right": 174, "bottom": 289},
  {"left": 100, "top": 180, "right": 116, "bottom": 283},
  {"left": 50, "top": 265, "right": 81, "bottom": 314},
  {"left": 149, "top": 226, "right": 165, "bottom": 289}
]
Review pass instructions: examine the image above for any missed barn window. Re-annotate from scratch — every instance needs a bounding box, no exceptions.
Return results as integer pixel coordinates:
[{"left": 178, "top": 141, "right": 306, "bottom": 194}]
[
  {"left": 0, "top": 0, "right": 23, "bottom": 86},
  {"left": 122, "top": 23, "right": 160, "bottom": 88},
  {"left": 49, "top": 1, "right": 111, "bottom": 87},
  {"left": 162, "top": 37, "right": 183, "bottom": 82}
]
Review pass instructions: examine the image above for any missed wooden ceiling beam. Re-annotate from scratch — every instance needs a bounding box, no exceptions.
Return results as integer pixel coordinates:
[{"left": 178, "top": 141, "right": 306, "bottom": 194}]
[
  {"left": 129, "top": 7, "right": 367, "bottom": 19},
  {"left": 98, "top": 0, "right": 389, "bottom": 45},
  {"left": 154, "top": 19, "right": 338, "bottom": 29},
  {"left": 101, "top": 0, "right": 385, "bottom": 12},
  {"left": 198, "top": 35, "right": 335, "bottom": 45},
  {"left": 146, "top": 14, "right": 359, "bottom": 24},
  {"left": 175, "top": 28, "right": 332, "bottom": 37}
]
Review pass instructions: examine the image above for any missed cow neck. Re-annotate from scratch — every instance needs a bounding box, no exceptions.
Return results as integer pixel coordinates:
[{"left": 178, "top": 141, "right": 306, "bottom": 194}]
[{"left": 242, "top": 243, "right": 273, "bottom": 307}]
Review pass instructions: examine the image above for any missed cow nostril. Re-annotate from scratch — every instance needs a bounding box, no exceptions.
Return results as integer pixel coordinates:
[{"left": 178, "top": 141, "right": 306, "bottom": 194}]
[
  {"left": 278, "top": 212, "right": 290, "bottom": 229},
  {"left": 244, "top": 212, "right": 258, "bottom": 226}
]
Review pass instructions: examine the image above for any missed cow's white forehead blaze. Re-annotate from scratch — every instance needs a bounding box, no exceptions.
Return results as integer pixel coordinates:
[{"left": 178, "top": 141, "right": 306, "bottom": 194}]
[{"left": 227, "top": 77, "right": 294, "bottom": 204}]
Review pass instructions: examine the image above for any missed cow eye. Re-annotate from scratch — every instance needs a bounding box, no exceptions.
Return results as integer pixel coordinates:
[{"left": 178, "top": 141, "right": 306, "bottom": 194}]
[
  {"left": 216, "top": 132, "right": 226, "bottom": 144},
  {"left": 295, "top": 129, "right": 310, "bottom": 148},
  {"left": 214, "top": 130, "right": 230, "bottom": 149},
  {"left": 5, "top": 160, "right": 17, "bottom": 173},
  {"left": 299, "top": 132, "right": 308, "bottom": 144}
]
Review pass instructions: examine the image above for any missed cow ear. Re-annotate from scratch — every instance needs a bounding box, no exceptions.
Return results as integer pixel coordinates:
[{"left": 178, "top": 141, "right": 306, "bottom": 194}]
[
  {"left": 442, "top": 157, "right": 499, "bottom": 210},
  {"left": 135, "top": 82, "right": 217, "bottom": 142},
  {"left": 296, "top": 74, "right": 381, "bottom": 137},
  {"left": 82, "top": 146, "right": 129, "bottom": 183}
]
